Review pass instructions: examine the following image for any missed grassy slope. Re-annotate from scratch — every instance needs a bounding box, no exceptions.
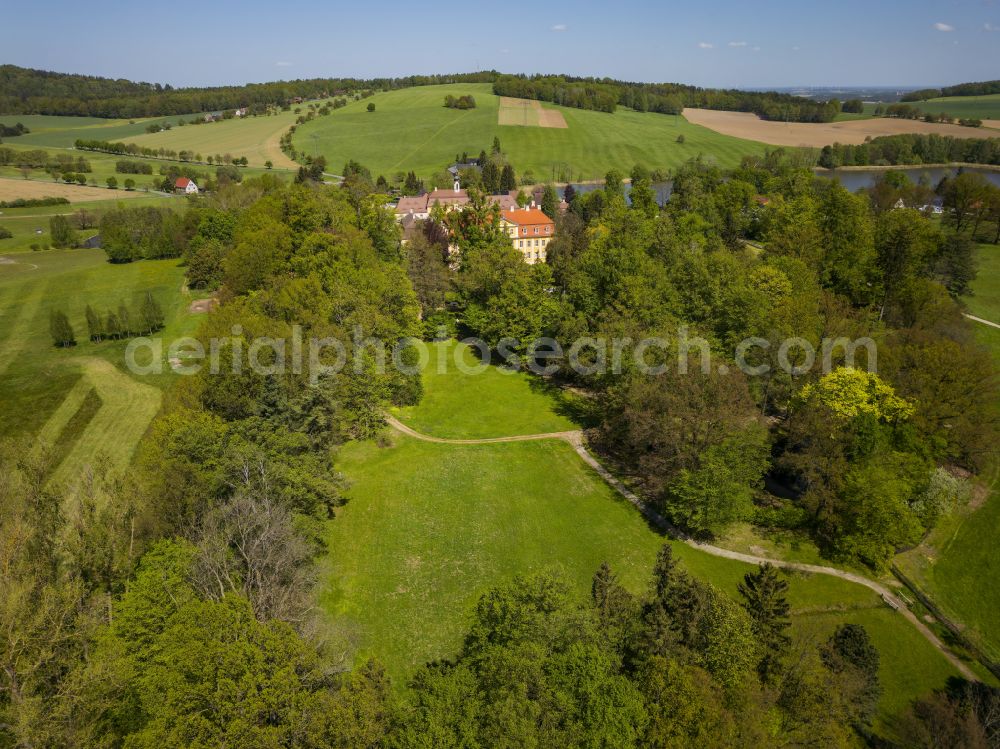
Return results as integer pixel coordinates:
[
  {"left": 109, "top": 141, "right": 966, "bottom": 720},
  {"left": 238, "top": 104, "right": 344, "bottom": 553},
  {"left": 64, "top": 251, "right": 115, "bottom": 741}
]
[
  {"left": 5, "top": 113, "right": 201, "bottom": 149},
  {"left": 0, "top": 248, "right": 196, "bottom": 475},
  {"left": 894, "top": 242, "right": 1000, "bottom": 660},
  {"left": 293, "top": 83, "right": 769, "bottom": 180},
  {"left": 322, "top": 341, "right": 958, "bottom": 721},
  {"left": 122, "top": 111, "right": 303, "bottom": 168}
]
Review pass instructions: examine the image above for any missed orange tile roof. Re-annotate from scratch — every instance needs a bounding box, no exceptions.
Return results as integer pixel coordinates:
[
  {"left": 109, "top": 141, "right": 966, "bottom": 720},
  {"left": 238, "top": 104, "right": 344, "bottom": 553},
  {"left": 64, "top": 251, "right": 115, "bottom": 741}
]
[{"left": 501, "top": 207, "right": 554, "bottom": 226}]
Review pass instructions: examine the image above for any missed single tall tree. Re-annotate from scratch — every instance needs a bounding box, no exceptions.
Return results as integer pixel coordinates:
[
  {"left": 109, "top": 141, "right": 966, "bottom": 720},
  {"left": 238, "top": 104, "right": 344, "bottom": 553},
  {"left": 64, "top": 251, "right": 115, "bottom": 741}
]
[
  {"left": 499, "top": 164, "right": 517, "bottom": 193},
  {"left": 738, "top": 562, "right": 791, "bottom": 682}
]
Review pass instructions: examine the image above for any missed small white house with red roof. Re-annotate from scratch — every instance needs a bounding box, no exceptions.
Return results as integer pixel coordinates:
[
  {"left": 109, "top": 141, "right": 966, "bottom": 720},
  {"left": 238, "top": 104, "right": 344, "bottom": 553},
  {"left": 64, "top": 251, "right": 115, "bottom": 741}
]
[{"left": 175, "top": 177, "right": 199, "bottom": 194}]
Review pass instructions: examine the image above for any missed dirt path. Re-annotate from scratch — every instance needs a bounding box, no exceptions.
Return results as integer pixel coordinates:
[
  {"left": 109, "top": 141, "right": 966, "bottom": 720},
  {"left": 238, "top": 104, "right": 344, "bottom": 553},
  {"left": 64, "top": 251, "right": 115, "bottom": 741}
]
[
  {"left": 385, "top": 413, "right": 978, "bottom": 680},
  {"left": 964, "top": 313, "right": 1000, "bottom": 330}
]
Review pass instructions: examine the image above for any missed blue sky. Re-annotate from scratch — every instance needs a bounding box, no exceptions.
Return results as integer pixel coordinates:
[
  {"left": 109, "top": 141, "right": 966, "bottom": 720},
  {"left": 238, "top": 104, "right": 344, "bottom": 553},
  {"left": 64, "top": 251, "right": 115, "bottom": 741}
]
[{"left": 5, "top": 0, "right": 1000, "bottom": 89}]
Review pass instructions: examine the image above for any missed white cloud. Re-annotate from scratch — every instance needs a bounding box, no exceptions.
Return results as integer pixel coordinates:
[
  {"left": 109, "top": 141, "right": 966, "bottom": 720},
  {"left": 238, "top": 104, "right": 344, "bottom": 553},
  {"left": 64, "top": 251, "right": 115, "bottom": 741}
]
[
  {"left": 752, "top": 46, "right": 761, "bottom": 52},
  {"left": 551, "top": 23, "right": 567, "bottom": 32},
  {"left": 934, "top": 22, "right": 955, "bottom": 31},
  {"left": 500, "top": 48, "right": 510, "bottom": 53},
  {"left": 698, "top": 42, "right": 714, "bottom": 49},
  {"left": 792, "top": 45, "right": 800, "bottom": 51},
  {"left": 275, "top": 61, "right": 292, "bottom": 67},
  {"left": 728, "top": 41, "right": 747, "bottom": 47},
  {"left": 986, "top": 22, "right": 1000, "bottom": 32}
]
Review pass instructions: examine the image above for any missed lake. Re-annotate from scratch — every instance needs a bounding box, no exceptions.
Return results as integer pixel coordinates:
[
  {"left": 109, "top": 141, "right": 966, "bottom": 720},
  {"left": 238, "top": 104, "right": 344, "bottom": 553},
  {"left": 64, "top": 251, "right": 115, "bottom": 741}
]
[{"left": 556, "top": 165, "right": 1000, "bottom": 206}]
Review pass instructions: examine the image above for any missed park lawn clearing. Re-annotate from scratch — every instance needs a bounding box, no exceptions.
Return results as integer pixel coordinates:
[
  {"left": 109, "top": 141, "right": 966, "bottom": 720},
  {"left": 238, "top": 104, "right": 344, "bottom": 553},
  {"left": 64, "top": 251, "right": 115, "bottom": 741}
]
[
  {"left": 0, "top": 249, "right": 190, "bottom": 475},
  {"left": 683, "top": 107, "right": 993, "bottom": 148},
  {"left": 322, "top": 431, "right": 959, "bottom": 721},
  {"left": 391, "top": 339, "right": 581, "bottom": 439},
  {"left": 0, "top": 176, "right": 150, "bottom": 203},
  {"left": 498, "top": 97, "right": 568, "bottom": 128},
  {"left": 323, "top": 340, "right": 959, "bottom": 721},
  {"left": 293, "top": 83, "right": 769, "bottom": 181}
]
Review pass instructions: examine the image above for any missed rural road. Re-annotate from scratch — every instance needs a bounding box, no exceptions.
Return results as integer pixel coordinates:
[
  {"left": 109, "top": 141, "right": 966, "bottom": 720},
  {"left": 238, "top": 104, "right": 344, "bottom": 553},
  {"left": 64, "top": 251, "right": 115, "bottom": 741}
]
[
  {"left": 385, "top": 413, "right": 978, "bottom": 680},
  {"left": 964, "top": 313, "right": 1000, "bottom": 330}
]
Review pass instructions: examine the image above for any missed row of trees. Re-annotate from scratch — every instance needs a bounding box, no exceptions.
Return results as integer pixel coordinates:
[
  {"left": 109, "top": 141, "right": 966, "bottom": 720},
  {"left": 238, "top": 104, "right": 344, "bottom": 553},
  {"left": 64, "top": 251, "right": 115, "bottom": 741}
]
[
  {"left": 84, "top": 293, "right": 165, "bottom": 341},
  {"left": 818, "top": 133, "right": 1000, "bottom": 168},
  {"left": 48, "top": 294, "right": 165, "bottom": 347},
  {"left": 0, "top": 147, "right": 90, "bottom": 172},
  {"left": 880, "top": 102, "right": 982, "bottom": 127},
  {"left": 493, "top": 74, "right": 845, "bottom": 122},
  {"left": 74, "top": 138, "right": 251, "bottom": 167}
]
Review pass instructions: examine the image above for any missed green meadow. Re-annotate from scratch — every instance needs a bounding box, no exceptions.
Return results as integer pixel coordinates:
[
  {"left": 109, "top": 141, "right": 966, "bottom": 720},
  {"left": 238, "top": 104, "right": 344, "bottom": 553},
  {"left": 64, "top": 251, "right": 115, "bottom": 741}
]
[
  {"left": 0, "top": 247, "right": 198, "bottom": 480},
  {"left": 293, "top": 83, "right": 769, "bottom": 180},
  {"left": 392, "top": 340, "right": 582, "bottom": 438},
  {"left": 909, "top": 93, "right": 1000, "bottom": 122},
  {"left": 322, "top": 340, "right": 960, "bottom": 722},
  {"left": 2, "top": 113, "right": 200, "bottom": 149}
]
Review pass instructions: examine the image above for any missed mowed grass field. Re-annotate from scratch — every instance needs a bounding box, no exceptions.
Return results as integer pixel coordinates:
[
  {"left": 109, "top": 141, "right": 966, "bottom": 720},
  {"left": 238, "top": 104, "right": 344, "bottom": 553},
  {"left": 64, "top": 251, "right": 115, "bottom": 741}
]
[
  {"left": 293, "top": 83, "right": 769, "bottom": 180},
  {"left": 321, "top": 340, "right": 959, "bottom": 723},
  {"left": 0, "top": 247, "right": 199, "bottom": 483},
  {"left": 122, "top": 111, "right": 303, "bottom": 168}
]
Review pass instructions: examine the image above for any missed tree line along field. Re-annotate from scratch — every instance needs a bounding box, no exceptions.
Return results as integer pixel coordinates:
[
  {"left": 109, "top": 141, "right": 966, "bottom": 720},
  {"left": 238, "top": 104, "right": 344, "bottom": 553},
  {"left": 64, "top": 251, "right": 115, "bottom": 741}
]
[
  {"left": 322, "top": 341, "right": 961, "bottom": 728},
  {"left": 0, "top": 246, "right": 197, "bottom": 480},
  {"left": 905, "top": 93, "right": 1000, "bottom": 123},
  {"left": 292, "top": 83, "right": 770, "bottom": 181}
]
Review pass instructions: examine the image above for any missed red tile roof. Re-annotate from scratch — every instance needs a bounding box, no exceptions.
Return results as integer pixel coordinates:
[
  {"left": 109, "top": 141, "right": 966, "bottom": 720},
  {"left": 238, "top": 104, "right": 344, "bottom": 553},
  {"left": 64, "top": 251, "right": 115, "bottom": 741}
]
[{"left": 175, "top": 177, "right": 193, "bottom": 188}]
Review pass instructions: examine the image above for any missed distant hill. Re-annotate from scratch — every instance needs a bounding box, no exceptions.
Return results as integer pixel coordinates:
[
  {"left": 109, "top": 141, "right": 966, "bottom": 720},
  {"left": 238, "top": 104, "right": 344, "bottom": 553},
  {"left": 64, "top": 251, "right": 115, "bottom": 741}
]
[
  {"left": 3, "top": 64, "right": 848, "bottom": 124},
  {"left": 902, "top": 80, "right": 1000, "bottom": 102},
  {"left": 0, "top": 65, "right": 496, "bottom": 119}
]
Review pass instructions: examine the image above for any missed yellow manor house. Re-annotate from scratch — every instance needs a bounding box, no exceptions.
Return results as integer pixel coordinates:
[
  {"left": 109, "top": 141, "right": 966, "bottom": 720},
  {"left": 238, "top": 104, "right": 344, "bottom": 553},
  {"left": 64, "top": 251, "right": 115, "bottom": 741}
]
[{"left": 500, "top": 205, "right": 555, "bottom": 264}]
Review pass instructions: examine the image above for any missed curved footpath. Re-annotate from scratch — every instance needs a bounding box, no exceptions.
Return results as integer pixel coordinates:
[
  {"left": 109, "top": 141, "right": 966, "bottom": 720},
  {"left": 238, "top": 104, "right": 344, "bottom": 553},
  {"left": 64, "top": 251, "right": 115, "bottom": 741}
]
[{"left": 384, "top": 413, "right": 978, "bottom": 680}]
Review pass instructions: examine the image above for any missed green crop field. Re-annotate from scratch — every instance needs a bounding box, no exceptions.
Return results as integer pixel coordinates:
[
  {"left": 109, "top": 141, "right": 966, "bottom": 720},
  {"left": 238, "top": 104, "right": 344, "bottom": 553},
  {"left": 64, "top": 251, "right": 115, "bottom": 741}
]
[
  {"left": 321, "top": 340, "right": 960, "bottom": 723},
  {"left": 293, "top": 83, "right": 770, "bottom": 181},
  {"left": 908, "top": 93, "right": 1000, "bottom": 122},
  {"left": 0, "top": 247, "right": 200, "bottom": 481}
]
